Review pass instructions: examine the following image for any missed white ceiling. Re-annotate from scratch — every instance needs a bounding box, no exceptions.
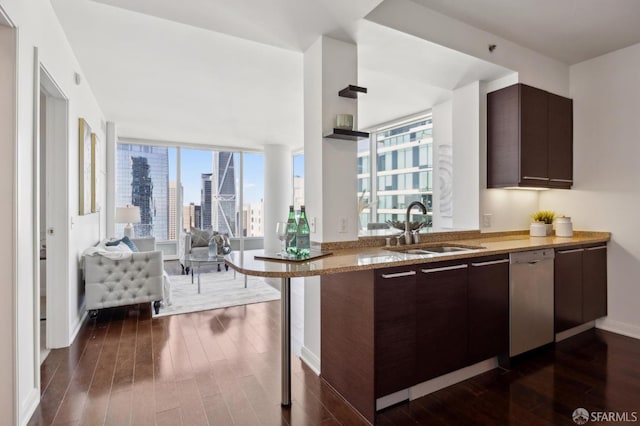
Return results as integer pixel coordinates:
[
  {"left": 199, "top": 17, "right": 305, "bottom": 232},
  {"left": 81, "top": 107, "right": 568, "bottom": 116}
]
[
  {"left": 91, "top": 0, "right": 384, "bottom": 52},
  {"left": 410, "top": 0, "right": 640, "bottom": 65},
  {"left": 52, "top": 0, "right": 640, "bottom": 150},
  {"left": 53, "top": 0, "right": 305, "bottom": 150}
]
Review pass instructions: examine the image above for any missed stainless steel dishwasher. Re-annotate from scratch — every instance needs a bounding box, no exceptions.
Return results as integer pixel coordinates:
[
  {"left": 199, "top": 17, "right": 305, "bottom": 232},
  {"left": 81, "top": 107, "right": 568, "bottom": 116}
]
[{"left": 509, "top": 249, "right": 555, "bottom": 357}]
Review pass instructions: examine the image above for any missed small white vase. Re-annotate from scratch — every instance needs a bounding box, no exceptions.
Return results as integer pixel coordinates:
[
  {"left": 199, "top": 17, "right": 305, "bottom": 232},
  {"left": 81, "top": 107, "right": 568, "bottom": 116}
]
[{"left": 530, "top": 222, "right": 552, "bottom": 237}]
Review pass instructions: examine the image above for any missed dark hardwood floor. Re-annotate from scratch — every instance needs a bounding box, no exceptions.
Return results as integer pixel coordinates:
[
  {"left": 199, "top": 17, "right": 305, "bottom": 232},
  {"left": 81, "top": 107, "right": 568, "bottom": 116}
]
[{"left": 29, "top": 299, "right": 640, "bottom": 425}]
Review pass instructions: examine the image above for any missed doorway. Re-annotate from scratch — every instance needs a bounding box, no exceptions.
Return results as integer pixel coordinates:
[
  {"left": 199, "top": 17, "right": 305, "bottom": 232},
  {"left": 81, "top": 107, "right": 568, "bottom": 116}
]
[{"left": 35, "top": 59, "right": 70, "bottom": 361}]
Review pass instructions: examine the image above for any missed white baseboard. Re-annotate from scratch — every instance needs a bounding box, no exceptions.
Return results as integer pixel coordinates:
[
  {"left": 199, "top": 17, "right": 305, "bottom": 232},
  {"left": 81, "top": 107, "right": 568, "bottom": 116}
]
[
  {"left": 69, "top": 310, "right": 88, "bottom": 345},
  {"left": 376, "top": 389, "right": 409, "bottom": 411},
  {"left": 409, "top": 358, "right": 498, "bottom": 401},
  {"left": 300, "top": 346, "right": 321, "bottom": 375},
  {"left": 555, "top": 321, "right": 596, "bottom": 342},
  {"left": 20, "top": 387, "right": 40, "bottom": 426},
  {"left": 596, "top": 317, "right": 640, "bottom": 340}
]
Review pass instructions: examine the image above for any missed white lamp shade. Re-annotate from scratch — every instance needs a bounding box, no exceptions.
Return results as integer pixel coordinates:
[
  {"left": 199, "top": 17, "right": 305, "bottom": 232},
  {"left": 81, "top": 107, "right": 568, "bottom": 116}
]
[{"left": 115, "top": 206, "right": 141, "bottom": 224}]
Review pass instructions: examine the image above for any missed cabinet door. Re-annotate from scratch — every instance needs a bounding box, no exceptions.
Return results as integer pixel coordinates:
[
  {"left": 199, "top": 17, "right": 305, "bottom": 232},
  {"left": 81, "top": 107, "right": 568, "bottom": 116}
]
[
  {"left": 582, "top": 245, "right": 607, "bottom": 322},
  {"left": 487, "top": 84, "right": 520, "bottom": 187},
  {"left": 555, "top": 248, "right": 584, "bottom": 332},
  {"left": 548, "top": 93, "right": 573, "bottom": 188},
  {"left": 374, "top": 266, "right": 416, "bottom": 397},
  {"left": 520, "top": 85, "right": 549, "bottom": 186},
  {"left": 467, "top": 256, "right": 509, "bottom": 364},
  {"left": 416, "top": 262, "right": 468, "bottom": 382}
]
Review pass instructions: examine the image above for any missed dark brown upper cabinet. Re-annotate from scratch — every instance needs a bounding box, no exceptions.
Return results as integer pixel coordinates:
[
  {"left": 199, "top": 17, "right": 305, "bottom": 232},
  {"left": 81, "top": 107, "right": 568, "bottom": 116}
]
[{"left": 487, "top": 83, "right": 573, "bottom": 189}]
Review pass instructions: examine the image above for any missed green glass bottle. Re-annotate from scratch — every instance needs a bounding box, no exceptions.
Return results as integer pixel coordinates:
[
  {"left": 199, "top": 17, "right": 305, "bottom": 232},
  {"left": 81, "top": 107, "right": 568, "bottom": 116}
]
[
  {"left": 286, "top": 205, "right": 297, "bottom": 252},
  {"left": 296, "top": 205, "right": 310, "bottom": 257}
]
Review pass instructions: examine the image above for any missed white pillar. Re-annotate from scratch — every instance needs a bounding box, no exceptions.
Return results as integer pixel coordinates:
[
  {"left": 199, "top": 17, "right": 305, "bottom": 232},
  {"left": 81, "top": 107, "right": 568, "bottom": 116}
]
[
  {"left": 263, "top": 144, "right": 292, "bottom": 253},
  {"left": 105, "top": 122, "right": 117, "bottom": 237},
  {"left": 302, "top": 36, "right": 359, "bottom": 374}
]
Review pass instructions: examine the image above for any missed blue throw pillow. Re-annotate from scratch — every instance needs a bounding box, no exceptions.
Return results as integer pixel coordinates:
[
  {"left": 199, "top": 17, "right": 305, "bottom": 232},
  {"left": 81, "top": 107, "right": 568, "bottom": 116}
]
[
  {"left": 121, "top": 236, "right": 139, "bottom": 252},
  {"left": 105, "top": 236, "right": 139, "bottom": 252}
]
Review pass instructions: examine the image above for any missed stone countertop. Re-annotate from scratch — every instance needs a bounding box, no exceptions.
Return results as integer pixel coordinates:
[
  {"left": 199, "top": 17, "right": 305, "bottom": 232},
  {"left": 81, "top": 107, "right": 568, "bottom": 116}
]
[{"left": 224, "top": 231, "right": 611, "bottom": 278}]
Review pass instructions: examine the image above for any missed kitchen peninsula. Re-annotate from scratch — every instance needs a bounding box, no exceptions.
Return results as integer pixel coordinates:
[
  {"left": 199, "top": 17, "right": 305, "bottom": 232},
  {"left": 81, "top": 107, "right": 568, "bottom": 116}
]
[{"left": 224, "top": 229, "right": 610, "bottom": 424}]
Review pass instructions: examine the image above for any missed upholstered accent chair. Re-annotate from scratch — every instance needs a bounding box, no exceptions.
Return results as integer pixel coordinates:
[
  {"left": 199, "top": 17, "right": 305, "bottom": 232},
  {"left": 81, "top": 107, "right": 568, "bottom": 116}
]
[
  {"left": 179, "top": 228, "right": 231, "bottom": 274},
  {"left": 84, "top": 237, "right": 170, "bottom": 317}
]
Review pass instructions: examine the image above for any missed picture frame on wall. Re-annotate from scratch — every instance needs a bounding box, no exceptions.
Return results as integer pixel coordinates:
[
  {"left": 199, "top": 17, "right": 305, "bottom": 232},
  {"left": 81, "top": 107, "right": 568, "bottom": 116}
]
[
  {"left": 91, "top": 132, "right": 101, "bottom": 212},
  {"left": 78, "top": 118, "right": 92, "bottom": 215}
]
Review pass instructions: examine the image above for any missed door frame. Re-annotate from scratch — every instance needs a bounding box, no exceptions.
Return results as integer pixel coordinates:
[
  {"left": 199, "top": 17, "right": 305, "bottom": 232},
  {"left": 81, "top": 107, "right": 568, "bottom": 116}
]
[
  {"left": 0, "top": 6, "right": 18, "bottom": 425},
  {"left": 33, "top": 48, "right": 70, "bottom": 359}
]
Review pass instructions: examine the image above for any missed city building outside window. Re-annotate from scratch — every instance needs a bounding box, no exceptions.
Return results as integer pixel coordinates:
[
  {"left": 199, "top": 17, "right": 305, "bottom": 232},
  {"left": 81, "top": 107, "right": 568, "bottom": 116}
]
[{"left": 358, "top": 114, "right": 433, "bottom": 232}]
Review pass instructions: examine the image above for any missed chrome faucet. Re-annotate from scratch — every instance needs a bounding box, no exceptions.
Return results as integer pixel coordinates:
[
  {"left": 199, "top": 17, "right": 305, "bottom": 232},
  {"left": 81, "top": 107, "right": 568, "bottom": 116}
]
[{"left": 404, "top": 201, "right": 427, "bottom": 244}]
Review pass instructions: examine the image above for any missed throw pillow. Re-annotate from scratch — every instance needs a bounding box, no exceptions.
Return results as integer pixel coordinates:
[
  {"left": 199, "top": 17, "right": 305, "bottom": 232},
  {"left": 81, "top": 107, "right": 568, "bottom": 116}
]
[
  {"left": 190, "top": 227, "right": 211, "bottom": 247},
  {"left": 212, "top": 234, "right": 232, "bottom": 255},
  {"left": 105, "top": 236, "right": 139, "bottom": 252},
  {"left": 102, "top": 239, "right": 132, "bottom": 253},
  {"left": 121, "top": 236, "right": 139, "bottom": 252}
]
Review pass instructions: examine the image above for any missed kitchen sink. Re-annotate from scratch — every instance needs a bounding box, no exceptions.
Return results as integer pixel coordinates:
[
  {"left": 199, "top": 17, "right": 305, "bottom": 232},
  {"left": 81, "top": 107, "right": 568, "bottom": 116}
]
[{"left": 386, "top": 245, "right": 482, "bottom": 255}]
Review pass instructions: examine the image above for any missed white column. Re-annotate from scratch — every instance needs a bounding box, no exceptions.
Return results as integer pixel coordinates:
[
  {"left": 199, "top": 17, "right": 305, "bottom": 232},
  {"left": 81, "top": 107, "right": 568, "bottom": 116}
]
[
  {"left": 302, "top": 36, "right": 359, "bottom": 374},
  {"left": 105, "top": 121, "right": 117, "bottom": 237},
  {"left": 263, "top": 144, "right": 292, "bottom": 253}
]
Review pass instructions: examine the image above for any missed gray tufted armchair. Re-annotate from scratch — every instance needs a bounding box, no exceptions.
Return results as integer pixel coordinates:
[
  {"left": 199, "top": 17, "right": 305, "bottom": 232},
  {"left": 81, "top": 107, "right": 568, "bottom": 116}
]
[{"left": 84, "top": 238, "right": 165, "bottom": 317}]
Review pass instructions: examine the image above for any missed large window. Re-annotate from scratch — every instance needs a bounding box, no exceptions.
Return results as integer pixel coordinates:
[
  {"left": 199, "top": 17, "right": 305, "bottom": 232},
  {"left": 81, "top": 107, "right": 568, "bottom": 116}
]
[
  {"left": 358, "top": 114, "right": 433, "bottom": 232},
  {"left": 117, "top": 143, "right": 262, "bottom": 242},
  {"left": 116, "top": 144, "right": 176, "bottom": 240}
]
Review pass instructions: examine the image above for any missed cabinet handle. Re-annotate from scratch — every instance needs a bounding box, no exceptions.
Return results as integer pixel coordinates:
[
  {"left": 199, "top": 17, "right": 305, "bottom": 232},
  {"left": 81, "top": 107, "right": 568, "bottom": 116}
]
[
  {"left": 471, "top": 259, "right": 509, "bottom": 267},
  {"left": 421, "top": 264, "right": 468, "bottom": 273},
  {"left": 550, "top": 178, "right": 573, "bottom": 183},
  {"left": 523, "top": 176, "right": 550, "bottom": 181},
  {"left": 585, "top": 246, "right": 607, "bottom": 251},
  {"left": 557, "top": 248, "right": 584, "bottom": 254},
  {"left": 380, "top": 271, "right": 416, "bottom": 279}
]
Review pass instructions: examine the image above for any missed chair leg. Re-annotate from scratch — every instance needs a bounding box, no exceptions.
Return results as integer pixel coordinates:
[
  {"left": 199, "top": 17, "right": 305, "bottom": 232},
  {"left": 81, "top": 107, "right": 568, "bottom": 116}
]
[
  {"left": 89, "top": 309, "right": 98, "bottom": 319},
  {"left": 153, "top": 300, "right": 161, "bottom": 315},
  {"left": 217, "top": 264, "right": 221, "bottom": 272},
  {"left": 181, "top": 263, "right": 185, "bottom": 275}
]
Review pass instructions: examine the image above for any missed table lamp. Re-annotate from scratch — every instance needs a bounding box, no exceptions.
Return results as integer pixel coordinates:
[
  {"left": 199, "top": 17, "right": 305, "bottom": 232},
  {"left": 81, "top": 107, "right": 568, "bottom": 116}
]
[{"left": 115, "top": 205, "right": 141, "bottom": 238}]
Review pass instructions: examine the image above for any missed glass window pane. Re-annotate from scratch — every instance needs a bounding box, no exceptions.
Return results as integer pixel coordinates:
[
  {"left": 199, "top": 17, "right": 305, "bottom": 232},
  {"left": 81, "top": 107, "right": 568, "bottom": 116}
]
[
  {"left": 116, "top": 143, "right": 175, "bottom": 241},
  {"left": 179, "top": 148, "right": 212, "bottom": 233},
  {"left": 243, "top": 153, "right": 264, "bottom": 237}
]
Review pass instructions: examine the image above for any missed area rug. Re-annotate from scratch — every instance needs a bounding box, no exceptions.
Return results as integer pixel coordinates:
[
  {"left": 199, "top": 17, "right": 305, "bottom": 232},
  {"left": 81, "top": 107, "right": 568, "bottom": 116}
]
[{"left": 155, "top": 271, "right": 280, "bottom": 317}]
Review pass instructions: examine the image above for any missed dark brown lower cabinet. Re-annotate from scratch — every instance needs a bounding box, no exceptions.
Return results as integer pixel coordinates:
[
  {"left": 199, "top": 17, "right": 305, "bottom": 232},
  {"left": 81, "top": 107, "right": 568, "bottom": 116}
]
[
  {"left": 374, "top": 266, "right": 416, "bottom": 397},
  {"left": 582, "top": 245, "right": 608, "bottom": 322},
  {"left": 554, "top": 247, "right": 584, "bottom": 332},
  {"left": 555, "top": 245, "right": 607, "bottom": 333},
  {"left": 416, "top": 261, "right": 468, "bottom": 382},
  {"left": 467, "top": 255, "right": 510, "bottom": 364},
  {"left": 320, "top": 256, "right": 512, "bottom": 424}
]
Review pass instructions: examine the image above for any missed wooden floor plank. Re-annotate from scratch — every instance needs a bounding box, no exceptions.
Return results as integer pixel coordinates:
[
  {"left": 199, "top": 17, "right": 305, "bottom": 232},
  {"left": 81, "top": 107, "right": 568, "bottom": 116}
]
[{"left": 30, "top": 292, "right": 640, "bottom": 426}]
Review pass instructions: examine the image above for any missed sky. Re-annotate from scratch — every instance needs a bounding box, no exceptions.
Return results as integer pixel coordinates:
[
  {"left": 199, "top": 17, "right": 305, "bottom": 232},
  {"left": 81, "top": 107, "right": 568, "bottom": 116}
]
[{"left": 169, "top": 149, "right": 304, "bottom": 206}]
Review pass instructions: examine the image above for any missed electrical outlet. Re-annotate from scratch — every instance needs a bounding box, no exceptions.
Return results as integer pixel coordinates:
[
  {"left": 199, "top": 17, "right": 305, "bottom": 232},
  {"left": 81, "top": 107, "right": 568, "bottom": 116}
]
[
  {"left": 482, "top": 213, "right": 492, "bottom": 228},
  {"left": 310, "top": 217, "right": 317, "bottom": 233},
  {"left": 339, "top": 217, "right": 348, "bottom": 233}
]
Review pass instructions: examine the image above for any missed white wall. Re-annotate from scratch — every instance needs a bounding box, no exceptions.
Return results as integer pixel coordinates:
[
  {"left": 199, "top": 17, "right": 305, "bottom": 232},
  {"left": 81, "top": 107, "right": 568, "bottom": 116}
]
[
  {"left": 0, "top": 16, "right": 17, "bottom": 425},
  {"left": 0, "top": 0, "right": 106, "bottom": 423},
  {"left": 432, "top": 100, "right": 453, "bottom": 230},
  {"left": 452, "top": 81, "right": 480, "bottom": 229},
  {"left": 540, "top": 42, "right": 640, "bottom": 338}
]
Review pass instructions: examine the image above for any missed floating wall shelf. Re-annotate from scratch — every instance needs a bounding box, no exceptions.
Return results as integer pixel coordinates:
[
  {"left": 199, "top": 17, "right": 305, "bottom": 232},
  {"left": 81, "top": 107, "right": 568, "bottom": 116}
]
[
  {"left": 324, "top": 128, "right": 370, "bottom": 141},
  {"left": 338, "top": 85, "right": 368, "bottom": 98}
]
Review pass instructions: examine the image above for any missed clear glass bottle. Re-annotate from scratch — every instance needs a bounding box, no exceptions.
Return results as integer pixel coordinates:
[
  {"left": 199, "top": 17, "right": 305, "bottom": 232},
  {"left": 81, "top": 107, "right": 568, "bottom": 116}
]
[{"left": 296, "top": 205, "right": 310, "bottom": 257}]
